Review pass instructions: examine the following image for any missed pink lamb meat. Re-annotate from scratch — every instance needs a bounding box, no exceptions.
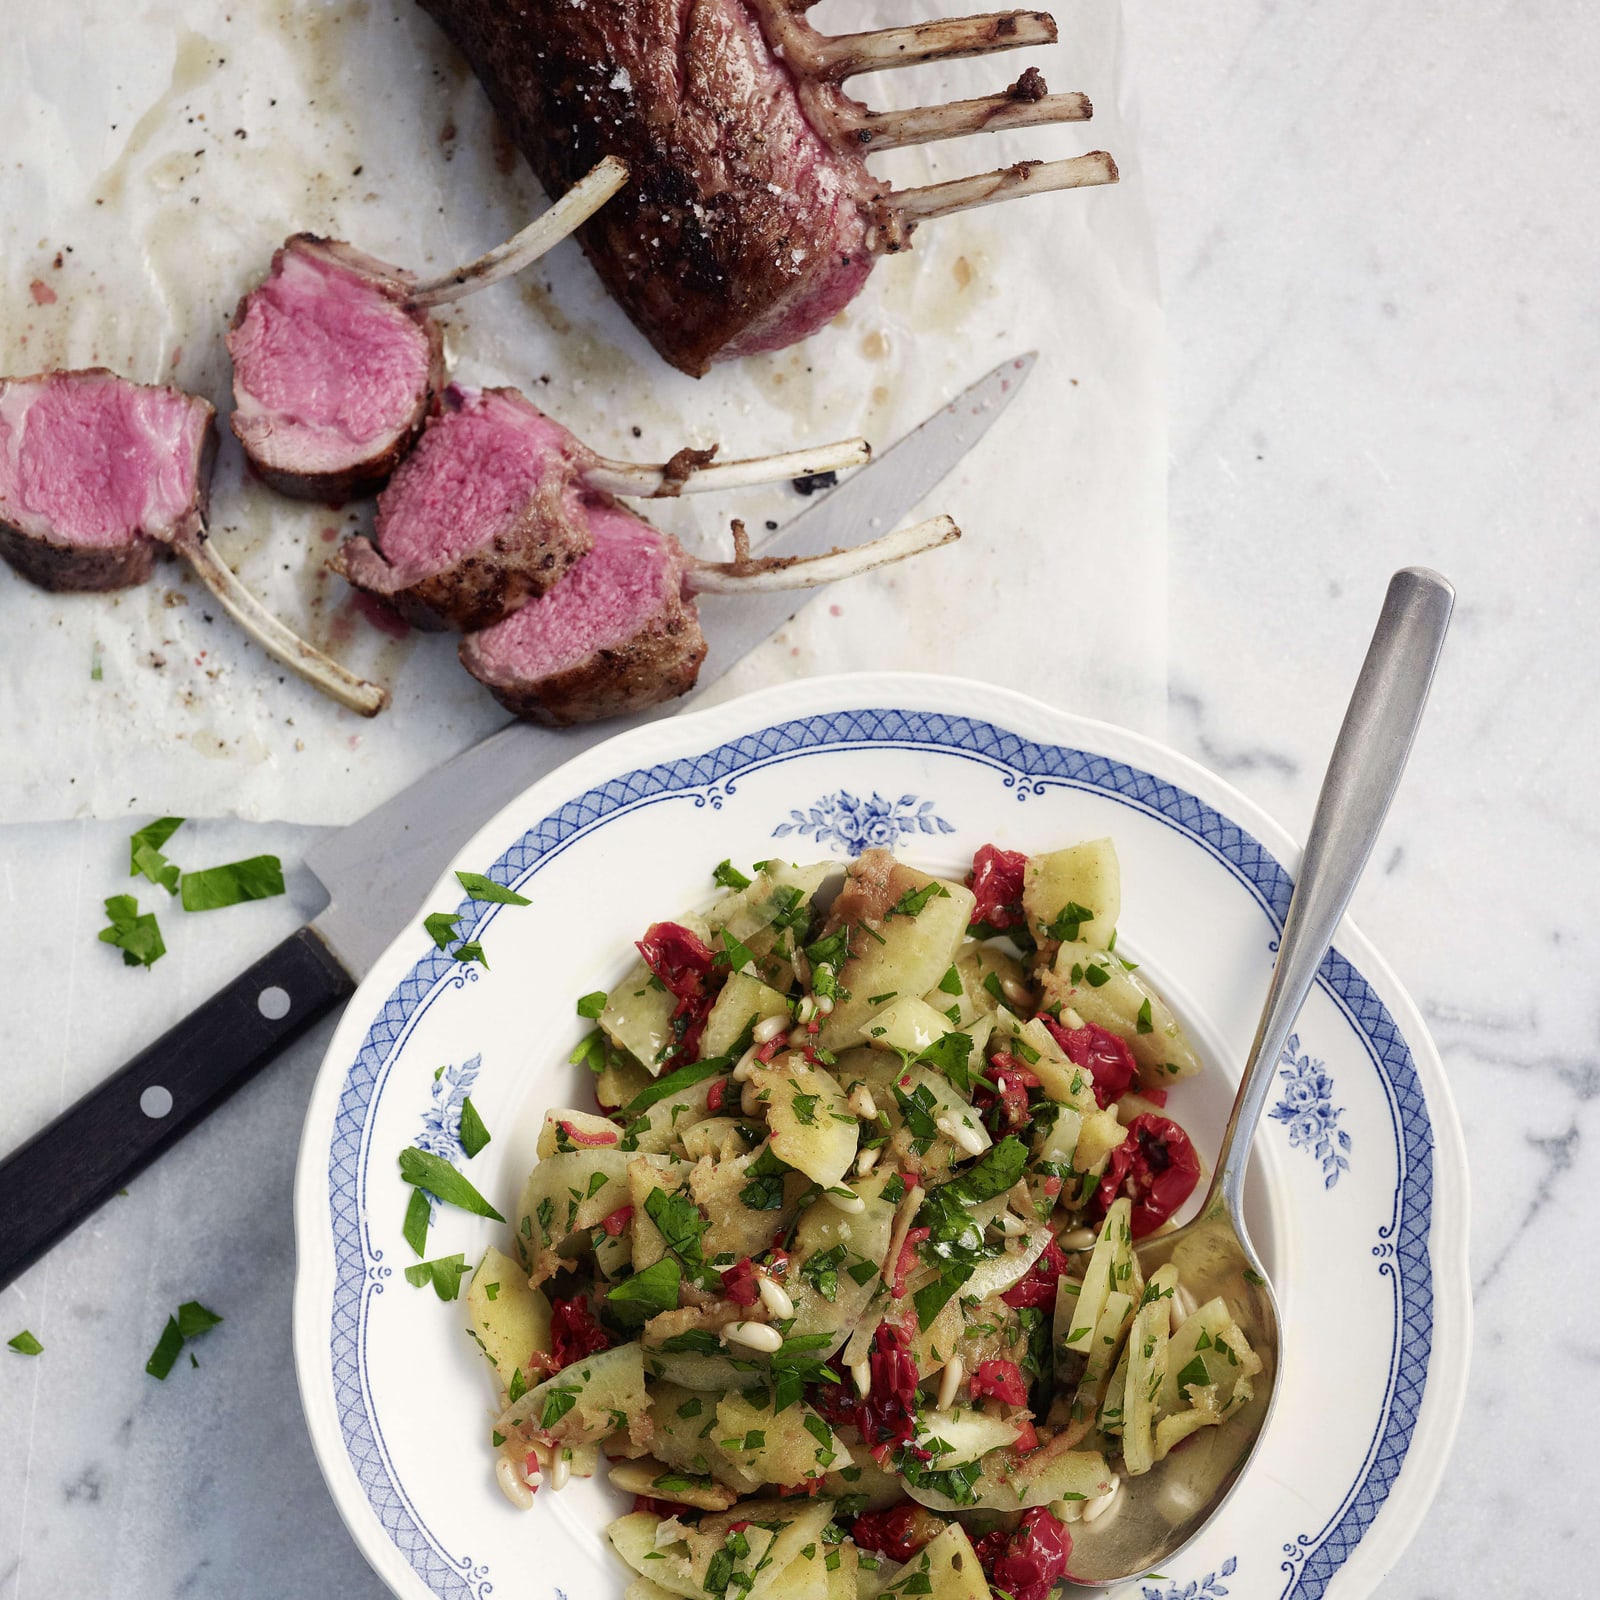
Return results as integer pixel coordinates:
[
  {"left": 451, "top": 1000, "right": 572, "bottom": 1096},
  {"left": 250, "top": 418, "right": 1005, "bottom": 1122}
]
[
  {"left": 459, "top": 499, "right": 706, "bottom": 725},
  {"left": 335, "top": 386, "right": 596, "bottom": 631},
  {"left": 227, "top": 237, "right": 443, "bottom": 503},
  {"left": 0, "top": 369, "right": 215, "bottom": 592}
]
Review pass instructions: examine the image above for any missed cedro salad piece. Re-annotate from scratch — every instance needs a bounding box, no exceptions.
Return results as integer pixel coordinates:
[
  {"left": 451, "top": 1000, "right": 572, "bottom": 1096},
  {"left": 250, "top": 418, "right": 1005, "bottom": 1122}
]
[{"left": 460, "top": 841, "right": 1259, "bottom": 1598}]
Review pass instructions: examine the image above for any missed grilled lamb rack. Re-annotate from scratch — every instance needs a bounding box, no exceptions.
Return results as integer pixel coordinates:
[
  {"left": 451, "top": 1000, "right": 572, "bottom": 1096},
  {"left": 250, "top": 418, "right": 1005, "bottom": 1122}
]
[
  {"left": 334, "top": 383, "right": 870, "bottom": 631},
  {"left": 0, "top": 368, "right": 387, "bottom": 715},
  {"left": 417, "top": 0, "right": 1116, "bottom": 374},
  {"left": 459, "top": 501, "right": 959, "bottom": 725},
  {"left": 226, "top": 158, "right": 627, "bottom": 503}
]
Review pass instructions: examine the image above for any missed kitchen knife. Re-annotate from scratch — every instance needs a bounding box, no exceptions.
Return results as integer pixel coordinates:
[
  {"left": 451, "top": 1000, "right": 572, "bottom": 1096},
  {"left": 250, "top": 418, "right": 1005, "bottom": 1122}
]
[{"left": 0, "top": 352, "right": 1035, "bottom": 1290}]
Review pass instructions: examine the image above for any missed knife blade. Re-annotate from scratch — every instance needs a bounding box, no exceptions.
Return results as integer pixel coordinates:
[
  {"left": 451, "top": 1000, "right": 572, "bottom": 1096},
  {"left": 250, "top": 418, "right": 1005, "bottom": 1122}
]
[
  {"left": 308, "top": 350, "right": 1035, "bottom": 977},
  {"left": 0, "top": 352, "right": 1035, "bottom": 1290}
]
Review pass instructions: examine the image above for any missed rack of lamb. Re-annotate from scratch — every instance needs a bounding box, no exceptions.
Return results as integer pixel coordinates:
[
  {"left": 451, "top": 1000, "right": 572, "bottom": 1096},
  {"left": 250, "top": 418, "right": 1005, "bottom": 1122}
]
[{"left": 417, "top": 0, "right": 1114, "bottom": 374}]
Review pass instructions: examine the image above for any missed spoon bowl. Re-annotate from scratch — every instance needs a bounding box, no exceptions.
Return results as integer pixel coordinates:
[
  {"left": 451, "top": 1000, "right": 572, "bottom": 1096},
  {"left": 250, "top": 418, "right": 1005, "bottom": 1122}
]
[
  {"left": 1063, "top": 566, "right": 1453, "bottom": 1586},
  {"left": 1062, "top": 1190, "right": 1282, "bottom": 1584}
]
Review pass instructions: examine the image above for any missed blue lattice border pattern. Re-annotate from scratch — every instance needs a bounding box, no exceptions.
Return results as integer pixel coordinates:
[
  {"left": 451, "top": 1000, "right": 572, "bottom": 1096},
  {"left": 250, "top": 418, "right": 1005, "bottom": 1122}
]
[{"left": 324, "top": 707, "right": 1434, "bottom": 1600}]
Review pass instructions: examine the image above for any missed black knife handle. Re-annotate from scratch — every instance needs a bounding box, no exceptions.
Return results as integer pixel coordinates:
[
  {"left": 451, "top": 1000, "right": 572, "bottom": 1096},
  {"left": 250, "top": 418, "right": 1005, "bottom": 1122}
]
[{"left": 0, "top": 925, "right": 353, "bottom": 1291}]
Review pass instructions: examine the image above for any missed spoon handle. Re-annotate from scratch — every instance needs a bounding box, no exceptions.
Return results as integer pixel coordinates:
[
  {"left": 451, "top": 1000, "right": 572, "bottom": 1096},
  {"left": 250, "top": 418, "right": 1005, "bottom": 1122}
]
[{"left": 1213, "top": 567, "right": 1455, "bottom": 1216}]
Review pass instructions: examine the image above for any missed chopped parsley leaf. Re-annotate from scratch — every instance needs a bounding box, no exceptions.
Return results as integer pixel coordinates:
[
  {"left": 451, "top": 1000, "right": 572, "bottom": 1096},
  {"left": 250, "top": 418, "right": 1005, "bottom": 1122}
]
[
  {"left": 455, "top": 870, "right": 530, "bottom": 906},
  {"left": 458, "top": 1096, "right": 491, "bottom": 1158},
  {"left": 179, "top": 855, "right": 285, "bottom": 912},
  {"left": 423, "top": 911, "right": 461, "bottom": 949},
  {"left": 402, "top": 1187, "right": 431, "bottom": 1258},
  {"left": 606, "top": 1257, "right": 682, "bottom": 1326},
  {"left": 713, "top": 860, "right": 753, "bottom": 891},
  {"left": 1044, "top": 901, "right": 1097, "bottom": 942},
  {"left": 398, "top": 1147, "right": 505, "bottom": 1222},
  {"left": 98, "top": 894, "right": 166, "bottom": 969},
  {"left": 7, "top": 1330, "right": 43, "bottom": 1355},
  {"left": 577, "top": 990, "right": 608, "bottom": 1019},
  {"left": 1136, "top": 997, "right": 1154, "bottom": 1034},
  {"left": 404, "top": 1253, "right": 471, "bottom": 1301}
]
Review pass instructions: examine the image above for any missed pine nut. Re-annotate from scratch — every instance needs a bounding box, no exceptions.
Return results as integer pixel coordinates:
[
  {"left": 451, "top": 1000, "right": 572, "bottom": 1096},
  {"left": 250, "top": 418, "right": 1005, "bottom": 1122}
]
[
  {"left": 825, "top": 1187, "right": 866, "bottom": 1214},
  {"left": 1061, "top": 1006, "right": 1085, "bottom": 1030},
  {"left": 995, "top": 1211, "right": 1028, "bottom": 1237},
  {"left": 732, "top": 1046, "right": 762, "bottom": 1081},
  {"left": 816, "top": 994, "right": 835, "bottom": 1016},
  {"left": 1081, "top": 1479, "right": 1120, "bottom": 1524},
  {"left": 496, "top": 1455, "right": 536, "bottom": 1509},
  {"left": 758, "top": 1275, "right": 796, "bottom": 1320},
  {"left": 549, "top": 1451, "right": 571, "bottom": 1491},
  {"left": 856, "top": 1146, "right": 881, "bottom": 1176},
  {"left": 753, "top": 1015, "right": 788, "bottom": 1044},
  {"left": 936, "top": 1115, "right": 986, "bottom": 1157},
  {"left": 796, "top": 996, "right": 817, "bottom": 1024},
  {"left": 722, "top": 1320, "right": 784, "bottom": 1353},
  {"left": 848, "top": 1085, "right": 879, "bottom": 1120},
  {"left": 851, "top": 1360, "right": 872, "bottom": 1398},
  {"left": 937, "top": 1355, "right": 964, "bottom": 1411}
]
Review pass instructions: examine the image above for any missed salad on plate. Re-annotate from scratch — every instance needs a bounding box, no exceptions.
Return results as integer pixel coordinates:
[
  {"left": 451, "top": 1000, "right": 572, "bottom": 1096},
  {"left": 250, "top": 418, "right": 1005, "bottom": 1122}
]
[{"left": 455, "top": 839, "right": 1261, "bottom": 1599}]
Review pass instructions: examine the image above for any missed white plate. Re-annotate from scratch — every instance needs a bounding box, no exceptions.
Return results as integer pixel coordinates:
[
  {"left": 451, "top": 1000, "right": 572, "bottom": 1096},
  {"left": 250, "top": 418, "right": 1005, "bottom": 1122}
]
[{"left": 292, "top": 674, "right": 1470, "bottom": 1600}]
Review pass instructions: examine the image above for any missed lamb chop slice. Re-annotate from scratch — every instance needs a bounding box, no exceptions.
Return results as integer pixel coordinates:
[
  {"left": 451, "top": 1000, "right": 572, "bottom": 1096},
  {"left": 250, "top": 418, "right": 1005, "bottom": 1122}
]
[
  {"left": 226, "top": 238, "right": 444, "bottom": 504},
  {"left": 418, "top": 0, "right": 1115, "bottom": 375},
  {"left": 335, "top": 385, "right": 596, "bottom": 632},
  {"left": 459, "top": 498, "right": 959, "bottom": 726},
  {"left": 0, "top": 367, "right": 387, "bottom": 715},
  {"left": 226, "top": 159, "right": 627, "bottom": 503},
  {"left": 336, "top": 382, "right": 871, "bottom": 632},
  {"left": 0, "top": 369, "right": 214, "bottom": 592},
  {"left": 460, "top": 499, "right": 705, "bottom": 724}
]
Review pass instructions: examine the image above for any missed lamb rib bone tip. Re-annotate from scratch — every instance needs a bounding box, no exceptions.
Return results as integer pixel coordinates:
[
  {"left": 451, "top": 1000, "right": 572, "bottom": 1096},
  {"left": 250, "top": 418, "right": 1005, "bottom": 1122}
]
[
  {"left": 175, "top": 531, "right": 389, "bottom": 716},
  {"left": 747, "top": 2, "right": 1059, "bottom": 83},
  {"left": 583, "top": 435, "right": 870, "bottom": 499},
  {"left": 833, "top": 88, "right": 1091, "bottom": 152},
  {"left": 686, "top": 515, "right": 959, "bottom": 595},
  {"left": 409, "top": 156, "right": 630, "bottom": 306},
  {"left": 889, "top": 152, "right": 1119, "bottom": 226}
]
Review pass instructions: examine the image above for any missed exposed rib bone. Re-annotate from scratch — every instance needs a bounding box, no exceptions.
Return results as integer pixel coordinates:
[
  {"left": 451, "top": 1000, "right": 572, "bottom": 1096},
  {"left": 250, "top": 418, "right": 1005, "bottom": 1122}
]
[
  {"left": 787, "top": 12, "right": 1057, "bottom": 82},
  {"left": 175, "top": 531, "right": 390, "bottom": 716},
  {"left": 585, "top": 436, "right": 871, "bottom": 499},
  {"left": 687, "top": 514, "right": 959, "bottom": 594},
  {"left": 889, "top": 151, "right": 1118, "bottom": 224},
  {"left": 410, "top": 156, "right": 629, "bottom": 306},
  {"left": 835, "top": 89, "right": 1090, "bottom": 151}
]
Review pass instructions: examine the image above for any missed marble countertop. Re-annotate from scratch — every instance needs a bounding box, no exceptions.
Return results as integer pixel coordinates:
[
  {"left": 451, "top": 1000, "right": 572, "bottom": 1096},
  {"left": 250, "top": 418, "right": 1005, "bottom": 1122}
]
[{"left": 3, "top": 0, "right": 1594, "bottom": 1596}]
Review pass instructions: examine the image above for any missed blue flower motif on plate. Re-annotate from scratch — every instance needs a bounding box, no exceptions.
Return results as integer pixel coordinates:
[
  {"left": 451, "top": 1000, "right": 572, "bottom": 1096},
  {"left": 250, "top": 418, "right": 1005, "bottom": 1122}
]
[
  {"left": 772, "top": 789, "right": 955, "bottom": 854},
  {"left": 1268, "top": 1033, "right": 1352, "bottom": 1188},
  {"left": 413, "top": 1053, "right": 481, "bottom": 1218},
  {"left": 1141, "top": 1555, "right": 1237, "bottom": 1599}
]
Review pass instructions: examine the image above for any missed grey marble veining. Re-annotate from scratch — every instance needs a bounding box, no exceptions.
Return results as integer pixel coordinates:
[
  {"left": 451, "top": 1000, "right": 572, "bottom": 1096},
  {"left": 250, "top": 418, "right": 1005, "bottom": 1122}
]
[
  {"left": 1127, "top": 0, "right": 1599, "bottom": 1592},
  {"left": 3, "top": 2, "right": 1597, "bottom": 1598}
]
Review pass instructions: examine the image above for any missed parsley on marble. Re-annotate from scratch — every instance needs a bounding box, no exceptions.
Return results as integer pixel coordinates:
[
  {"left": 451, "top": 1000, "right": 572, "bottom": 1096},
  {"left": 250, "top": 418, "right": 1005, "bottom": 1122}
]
[
  {"left": 98, "top": 894, "right": 166, "bottom": 969},
  {"left": 145, "top": 1300, "right": 223, "bottom": 1379},
  {"left": 180, "top": 855, "right": 285, "bottom": 912}
]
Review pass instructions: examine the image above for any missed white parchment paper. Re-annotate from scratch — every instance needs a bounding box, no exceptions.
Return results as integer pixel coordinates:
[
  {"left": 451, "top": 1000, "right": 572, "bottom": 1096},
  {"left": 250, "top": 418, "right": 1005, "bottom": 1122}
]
[{"left": 0, "top": 0, "right": 1164, "bottom": 824}]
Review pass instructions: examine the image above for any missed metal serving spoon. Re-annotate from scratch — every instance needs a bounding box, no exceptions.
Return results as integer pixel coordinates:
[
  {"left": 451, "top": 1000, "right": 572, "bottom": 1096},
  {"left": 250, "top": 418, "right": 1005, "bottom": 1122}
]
[{"left": 1064, "top": 566, "right": 1455, "bottom": 1586}]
